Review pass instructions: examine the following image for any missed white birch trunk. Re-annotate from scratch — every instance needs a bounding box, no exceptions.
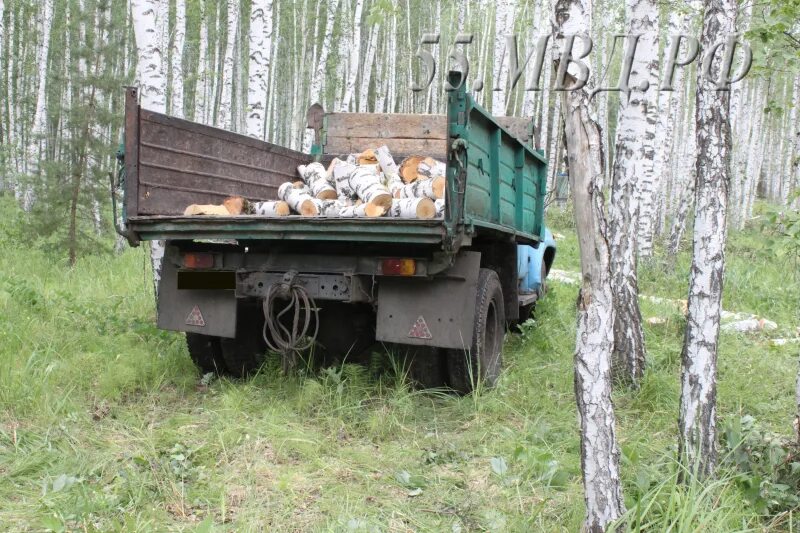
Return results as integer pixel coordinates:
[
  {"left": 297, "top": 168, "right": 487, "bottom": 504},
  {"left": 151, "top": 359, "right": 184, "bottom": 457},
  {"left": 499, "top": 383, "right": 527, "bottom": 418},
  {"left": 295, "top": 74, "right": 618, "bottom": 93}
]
[
  {"left": 789, "top": 78, "right": 800, "bottom": 205},
  {"left": 303, "top": 0, "right": 341, "bottom": 152},
  {"left": 491, "top": 0, "right": 515, "bottom": 116},
  {"left": 131, "top": 0, "right": 168, "bottom": 299},
  {"left": 631, "top": 3, "right": 660, "bottom": 259},
  {"left": 265, "top": 3, "right": 280, "bottom": 140},
  {"left": 679, "top": 0, "right": 736, "bottom": 480},
  {"left": 340, "top": 0, "right": 364, "bottom": 112},
  {"left": 170, "top": 0, "right": 185, "bottom": 119},
  {"left": 607, "top": 0, "right": 657, "bottom": 384},
  {"left": 246, "top": 0, "right": 273, "bottom": 138},
  {"left": 194, "top": 2, "right": 208, "bottom": 123},
  {"left": 552, "top": 0, "right": 625, "bottom": 528},
  {"left": 358, "top": 24, "right": 379, "bottom": 113},
  {"left": 20, "top": 0, "right": 54, "bottom": 210},
  {"left": 217, "top": 0, "right": 240, "bottom": 131}
]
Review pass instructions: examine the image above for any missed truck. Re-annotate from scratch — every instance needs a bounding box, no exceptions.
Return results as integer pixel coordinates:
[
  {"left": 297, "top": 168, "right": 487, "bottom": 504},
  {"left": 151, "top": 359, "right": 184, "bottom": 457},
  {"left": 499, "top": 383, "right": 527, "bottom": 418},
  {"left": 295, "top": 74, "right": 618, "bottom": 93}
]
[{"left": 115, "top": 72, "right": 556, "bottom": 392}]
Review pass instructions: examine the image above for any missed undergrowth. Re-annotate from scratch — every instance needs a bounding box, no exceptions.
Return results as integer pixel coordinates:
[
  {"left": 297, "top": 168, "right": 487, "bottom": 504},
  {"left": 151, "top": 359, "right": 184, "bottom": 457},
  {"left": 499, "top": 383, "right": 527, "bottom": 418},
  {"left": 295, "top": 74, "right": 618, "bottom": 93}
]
[{"left": 0, "top": 197, "right": 798, "bottom": 531}]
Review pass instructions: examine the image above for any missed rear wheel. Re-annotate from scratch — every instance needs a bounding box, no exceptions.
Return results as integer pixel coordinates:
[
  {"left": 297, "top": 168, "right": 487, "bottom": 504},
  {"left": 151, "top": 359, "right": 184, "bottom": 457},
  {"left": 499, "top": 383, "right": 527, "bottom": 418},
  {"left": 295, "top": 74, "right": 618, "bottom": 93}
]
[
  {"left": 219, "top": 302, "right": 269, "bottom": 377},
  {"left": 186, "top": 333, "right": 226, "bottom": 374},
  {"left": 396, "top": 345, "right": 447, "bottom": 389},
  {"left": 446, "top": 268, "right": 505, "bottom": 393}
]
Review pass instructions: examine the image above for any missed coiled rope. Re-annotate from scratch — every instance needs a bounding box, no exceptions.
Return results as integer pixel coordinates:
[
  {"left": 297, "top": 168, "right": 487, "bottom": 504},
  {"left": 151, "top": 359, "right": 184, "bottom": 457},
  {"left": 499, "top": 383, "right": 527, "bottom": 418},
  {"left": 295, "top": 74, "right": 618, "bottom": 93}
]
[{"left": 262, "top": 271, "right": 319, "bottom": 371}]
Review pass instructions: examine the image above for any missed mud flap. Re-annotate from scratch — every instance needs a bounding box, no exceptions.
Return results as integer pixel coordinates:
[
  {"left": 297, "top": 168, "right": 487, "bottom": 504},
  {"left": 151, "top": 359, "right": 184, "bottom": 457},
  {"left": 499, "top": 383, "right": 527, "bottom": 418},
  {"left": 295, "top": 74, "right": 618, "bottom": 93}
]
[
  {"left": 376, "top": 251, "right": 481, "bottom": 350},
  {"left": 156, "top": 248, "right": 237, "bottom": 338}
]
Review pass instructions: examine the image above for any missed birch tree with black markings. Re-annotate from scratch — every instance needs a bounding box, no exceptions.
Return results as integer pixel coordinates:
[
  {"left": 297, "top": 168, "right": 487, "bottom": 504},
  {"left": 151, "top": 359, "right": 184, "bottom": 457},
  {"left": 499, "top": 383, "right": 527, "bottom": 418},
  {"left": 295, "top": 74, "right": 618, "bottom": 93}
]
[
  {"left": 608, "top": 0, "right": 657, "bottom": 386},
  {"left": 131, "top": 0, "right": 167, "bottom": 297},
  {"left": 679, "top": 0, "right": 737, "bottom": 479},
  {"left": 552, "top": 0, "right": 626, "bottom": 528}
]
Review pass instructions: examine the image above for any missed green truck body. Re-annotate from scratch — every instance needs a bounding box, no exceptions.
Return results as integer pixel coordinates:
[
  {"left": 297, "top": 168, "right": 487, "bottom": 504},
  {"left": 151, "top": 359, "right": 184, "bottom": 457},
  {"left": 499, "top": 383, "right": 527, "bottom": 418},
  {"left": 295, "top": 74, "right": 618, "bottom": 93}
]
[{"left": 119, "top": 72, "right": 554, "bottom": 390}]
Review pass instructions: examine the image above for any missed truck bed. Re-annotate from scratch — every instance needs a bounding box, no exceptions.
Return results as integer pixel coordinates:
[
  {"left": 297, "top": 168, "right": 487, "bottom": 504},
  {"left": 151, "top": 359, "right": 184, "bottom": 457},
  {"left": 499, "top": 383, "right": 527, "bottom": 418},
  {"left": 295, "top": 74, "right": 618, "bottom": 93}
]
[{"left": 121, "top": 75, "right": 546, "bottom": 251}]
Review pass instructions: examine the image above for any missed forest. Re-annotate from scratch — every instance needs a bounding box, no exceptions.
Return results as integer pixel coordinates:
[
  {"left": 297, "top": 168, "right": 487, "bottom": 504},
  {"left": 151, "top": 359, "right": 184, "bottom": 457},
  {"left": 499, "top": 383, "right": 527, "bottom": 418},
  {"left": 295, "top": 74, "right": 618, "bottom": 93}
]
[{"left": 1, "top": 0, "right": 799, "bottom": 530}]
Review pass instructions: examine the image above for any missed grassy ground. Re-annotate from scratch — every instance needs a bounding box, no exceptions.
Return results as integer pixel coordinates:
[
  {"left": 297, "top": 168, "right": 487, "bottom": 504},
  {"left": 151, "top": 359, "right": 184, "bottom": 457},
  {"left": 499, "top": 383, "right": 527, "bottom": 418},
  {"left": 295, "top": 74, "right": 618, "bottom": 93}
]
[{"left": 1, "top": 200, "right": 798, "bottom": 532}]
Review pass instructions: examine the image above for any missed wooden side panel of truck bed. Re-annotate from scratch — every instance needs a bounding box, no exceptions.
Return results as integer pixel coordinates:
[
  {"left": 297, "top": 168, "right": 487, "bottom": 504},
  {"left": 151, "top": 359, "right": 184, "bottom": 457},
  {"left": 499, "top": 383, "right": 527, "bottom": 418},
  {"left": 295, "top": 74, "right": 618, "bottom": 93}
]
[{"left": 124, "top": 86, "right": 311, "bottom": 218}]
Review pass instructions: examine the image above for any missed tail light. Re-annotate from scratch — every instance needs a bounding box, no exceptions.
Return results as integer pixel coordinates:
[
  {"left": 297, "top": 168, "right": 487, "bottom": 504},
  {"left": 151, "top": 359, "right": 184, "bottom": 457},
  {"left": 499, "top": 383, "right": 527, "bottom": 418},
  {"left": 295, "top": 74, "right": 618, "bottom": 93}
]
[
  {"left": 381, "top": 258, "right": 416, "bottom": 276},
  {"left": 183, "top": 252, "right": 215, "bottom": 269}
]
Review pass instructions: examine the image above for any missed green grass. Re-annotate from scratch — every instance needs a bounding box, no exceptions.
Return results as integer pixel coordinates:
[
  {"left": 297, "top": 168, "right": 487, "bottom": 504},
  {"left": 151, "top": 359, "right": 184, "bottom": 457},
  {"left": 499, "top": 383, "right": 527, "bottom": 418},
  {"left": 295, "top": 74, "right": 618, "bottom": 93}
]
[{"left": 1, "top": 199, "right": 798, "bottom": 531}]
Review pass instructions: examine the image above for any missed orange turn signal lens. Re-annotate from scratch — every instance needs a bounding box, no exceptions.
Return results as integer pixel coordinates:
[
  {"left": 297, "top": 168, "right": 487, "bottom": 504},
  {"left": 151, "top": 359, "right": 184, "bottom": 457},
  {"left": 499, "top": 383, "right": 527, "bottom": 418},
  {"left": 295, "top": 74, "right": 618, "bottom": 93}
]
[
  {"left": 381, "top": 258, "right": 416, "bottom": 276},
  {"left": 183, "top": 253, "right": 215, "bottom": 269}
]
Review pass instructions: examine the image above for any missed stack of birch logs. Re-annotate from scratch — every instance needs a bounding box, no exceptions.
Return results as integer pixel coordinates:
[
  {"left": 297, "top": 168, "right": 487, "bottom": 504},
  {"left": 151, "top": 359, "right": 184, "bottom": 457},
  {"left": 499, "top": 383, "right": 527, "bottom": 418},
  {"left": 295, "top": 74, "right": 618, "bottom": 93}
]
[{"left": 183, "top": 145, "right": 447, "bottom": 220}]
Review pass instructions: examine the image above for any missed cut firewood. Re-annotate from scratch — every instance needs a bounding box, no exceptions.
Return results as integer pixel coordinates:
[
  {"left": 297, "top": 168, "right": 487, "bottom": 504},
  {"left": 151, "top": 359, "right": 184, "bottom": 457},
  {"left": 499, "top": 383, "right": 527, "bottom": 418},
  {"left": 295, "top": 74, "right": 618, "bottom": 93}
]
[
  {"left": 349, "top": 165, "right": 393, "bottom": 208},
  {"left": 311, "top": 198, "right": 358, "bottom": 216},
  {"left": 435, "top": 199, "right": 446, "bottom": 218},
  {"left": 417, "top": 157, "right": 446, "bottom": 179},
  {"left": 339, "top": 202, "right": 386, "bottom": 217},
  {"left": 389, "top": 198, "right": 436, "bottom": 219},
  {"left": 183, "top": 204, "right": 231, "bottom": 216},
  {"left": 375, "top": 145, "right": 399, "bottom": 175},
  {"left": 396, "top": 175, "right": 445, "bottom": 200},
  {"left": 222, "top": 196, "right": 248, "bottom": 215},
  {"left": 357, "top": 148, "right": 379, "bottom": 165},
  {"left": 253, "top": 200, "right": 290, "bottom": 216},
  {"left": 278, "top": 182, "right": 318, "bottom": 216},
  {"left": 399, "top": 155, "right": 425, "bottom": 184},
  {"left": 293, "top": 180, "right": 308, "bottom": 189},
  {"left": 332, "top": 160, "right": 357, "bottom": 198},
  {"left": 386, "top": 172, "right": 405, "bottom": 198},
  {"left": 298, "top": 162, "right": 338, "bottom": 200}
]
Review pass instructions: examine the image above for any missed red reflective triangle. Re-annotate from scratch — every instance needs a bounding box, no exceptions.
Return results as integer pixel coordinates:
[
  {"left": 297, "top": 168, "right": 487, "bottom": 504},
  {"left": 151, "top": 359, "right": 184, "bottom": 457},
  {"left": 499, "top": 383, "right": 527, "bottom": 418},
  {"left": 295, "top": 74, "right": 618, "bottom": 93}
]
[
  {"left": 408, "top": 315, "right": 433, "bottom": 339},
  {"left": 185, "top": 305, "right": 206, "bottom": 327}
]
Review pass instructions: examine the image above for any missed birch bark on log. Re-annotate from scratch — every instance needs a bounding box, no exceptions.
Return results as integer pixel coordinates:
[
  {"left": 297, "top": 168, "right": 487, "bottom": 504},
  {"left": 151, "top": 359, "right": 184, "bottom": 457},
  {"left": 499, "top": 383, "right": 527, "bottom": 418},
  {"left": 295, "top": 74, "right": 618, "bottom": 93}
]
[
  {"left": 247, "top": 0, "right": 273, "bottom": 139},
  {"left": 131, "top": 0, "right": 168, "bottom": 299},
  {"left": 608, "top": 0, "right": 656, "bottom": 385},
  {"left": 171, "top": 0, "right": 185, "bottom": 119},
  {"left": 552, "top": 0, "right": 626, "bottom": 528},
  {"left": 298, "top": 162, "right": 337, "bottom": 199},
  {"left": 218, "top": 0, "right": 240, "bottom": 131},
  {"left": 679, "top": 0, "right": 736, "bottom": 480}
]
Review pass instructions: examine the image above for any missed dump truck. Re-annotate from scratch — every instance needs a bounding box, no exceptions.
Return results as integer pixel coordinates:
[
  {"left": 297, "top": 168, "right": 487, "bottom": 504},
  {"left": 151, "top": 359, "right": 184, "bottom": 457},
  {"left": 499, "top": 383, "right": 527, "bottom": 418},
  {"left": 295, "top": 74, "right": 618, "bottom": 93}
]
[{"left": 115, "top": 72, "right": 556, "bottom": 392}]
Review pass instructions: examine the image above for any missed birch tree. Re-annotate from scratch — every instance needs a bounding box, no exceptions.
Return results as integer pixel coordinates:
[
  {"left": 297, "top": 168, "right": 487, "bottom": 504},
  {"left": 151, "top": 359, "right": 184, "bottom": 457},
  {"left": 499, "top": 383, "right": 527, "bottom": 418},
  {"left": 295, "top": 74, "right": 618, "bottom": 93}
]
[
  {"left": 607, "top": 0, "right": 657, "bottom": 385},
  {"left": 491, "top": 0, "right": 515, "bottom": 116},
  {"left": 246, "top": 0, "right": 273, "bottom": 138},
  {"left": 131, "top": 0, "right": 167, "bottom": 298},
  {"left": 218, "top": 0, "right": 240, "bottom": 131},
  {"left": 340, "top": 0, "right": 364, "bottom": 112},
  {"left": 19, "top": 0, "right": 54, "bottom": 211},
  {"left": 552, "top": 0, "right": 626, "bottom": 528},
  {"left": 679, "top": 0, "right": 737, "bottom": 479},
  {"left": 171, "top": 0, "right": 185, "bottom": 119},
  {"left": 303, "top": 0, "right": 341, "bottom": 152},
  {"left": 194, "top": 2, "right": 209, "bottom": 123}
]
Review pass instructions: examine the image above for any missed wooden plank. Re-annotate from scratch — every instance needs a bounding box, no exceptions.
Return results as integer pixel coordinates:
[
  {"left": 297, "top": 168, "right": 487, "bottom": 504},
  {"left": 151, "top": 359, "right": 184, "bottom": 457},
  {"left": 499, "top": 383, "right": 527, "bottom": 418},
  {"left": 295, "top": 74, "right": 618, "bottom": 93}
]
[
  {"left": 131, "top": 107, "right": 312, "bottom": 216},
  {"left": 324, "top": 136, "right": 448, "bottom": 158},
  {"left": 325, "top": 113, "right": 447, "bottom": 139}
]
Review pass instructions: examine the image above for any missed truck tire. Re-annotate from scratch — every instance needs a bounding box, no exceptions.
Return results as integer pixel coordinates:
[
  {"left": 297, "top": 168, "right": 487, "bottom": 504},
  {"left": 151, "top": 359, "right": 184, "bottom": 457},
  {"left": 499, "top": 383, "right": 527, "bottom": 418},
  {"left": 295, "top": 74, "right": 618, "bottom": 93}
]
[
  {"left": 447, "top": 268, "right": 505, "bottom": 393},
  {"left": 396, "top": 345, "right": 447, "bottom": 389},
  {"left": 185, "top": 333, "right": 227, "bottom": 374},
  {"left": 219, "top": 303, "right": 269, "bottom": 377}
]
